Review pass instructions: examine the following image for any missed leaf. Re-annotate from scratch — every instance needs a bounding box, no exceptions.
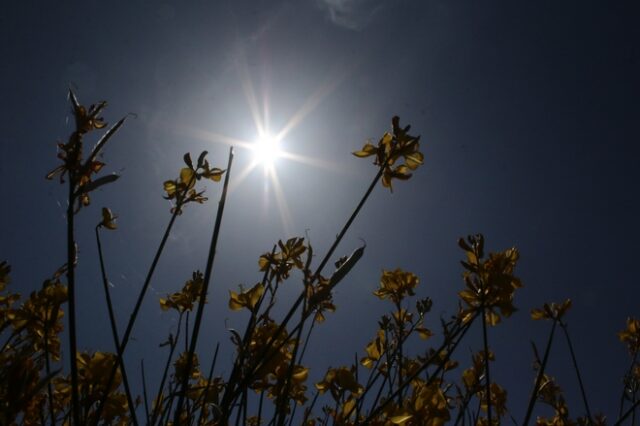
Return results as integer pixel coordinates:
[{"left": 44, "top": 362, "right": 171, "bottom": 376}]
[
  {"left": 352, "top": 143, "right": 377, "bottom": 158},
  {"left": 415, "top": 326, "right": 433, "bottom": 340},
  {"left": 202, "top": 167, "right": 224, "bottom": 182},
  {"left": 390, "top": 414, "right": 413, "bottom": 424},
  {"left": 183, "top": 152, "right": 193, "bottom": 169},
  {"left": 45, "top": 165, "right": 66, "bottom": 180},
  {"left": 76, "top": 174, "right": 119, "bottom": 195},
  {"left": 100, "top": 207, "right": 118, "bottom": 230},
  {"left": 83, "top": 116, "right": 127, "bottom": 172},
  {"left": 530, "top": 308, "right": 548, "bottom": 321},
  {"left": 180, "top": 167, "right": 195, "bottom": 187},
  {"left": 163, "top": 180, "right": 177, "bottom": 197},
  {"left": 197, "top": 151, "right": 208, "bottom": 168},
  {"left": 329, "top": 244, "right": 365, "bottom": 288}
]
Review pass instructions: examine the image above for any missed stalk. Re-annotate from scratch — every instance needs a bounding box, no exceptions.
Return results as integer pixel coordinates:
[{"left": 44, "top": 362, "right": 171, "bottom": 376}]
[
  {"left": 559, "top": 321, "right": 592, "bottom": 421},
  {"left": 173, "top": 147, "right": 234, "bottom": 422},
  {"left": 615, "top": 399, "right": 640, "bottom": 426},
  {"left": 150, "top": 314, "right": 183, "bottom": 425},
  {"left": 66, "top": 145, "right": 80, "bottom": 426},
  {"left": 95, "top": 226, "right": 138, "bottom": 424},
  {"left": 196, "top": 342, "right": 220, "bottom": 425},
  {"left": 92, "top": 172, "right": 194, "bottom": 424},
  {"left": 481, "top": 304, "right": 492, "bottom": 424},
  {"left": 619, "top": 349, "right": 639, "bottom": 418},
  {"left": 141, "top": 360, "right": 150, "bottom": 424},
  {"left": 43, "top": 305, "right": 56, "bottom": 426},
  {"left": 522, "top": 319, "right": 558, "bottom": 426}
]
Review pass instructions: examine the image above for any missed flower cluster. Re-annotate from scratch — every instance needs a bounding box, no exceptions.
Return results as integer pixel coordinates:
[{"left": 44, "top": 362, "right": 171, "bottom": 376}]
[
  {"left": 163, "top": 151, "right": 225, "bottom": 214},
  {"left": 353, "top": 116, "right": 424, "bottom": 191}
]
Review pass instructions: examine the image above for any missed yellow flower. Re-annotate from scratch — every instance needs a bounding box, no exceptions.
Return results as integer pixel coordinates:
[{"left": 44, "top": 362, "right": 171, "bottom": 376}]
[
  {"left": 353, "top": 116, "right": 424, "bottom": 192},
  {"left": 373, "top": 268, "right": 419, "bottom": 304}
]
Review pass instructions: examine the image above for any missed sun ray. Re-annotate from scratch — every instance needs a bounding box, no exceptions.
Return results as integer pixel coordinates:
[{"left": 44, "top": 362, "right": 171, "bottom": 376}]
[
  {"left": 176, "top": 55, "right": 363, "bottom": 237},
  {"left": 278, "top": 151, "right": 343, "bottom": 173},
  {"left": 275, "top": 61, "right": 357, "bottom": 142},
  {"left": 227, "top": 160, "right": 259, "bottom": 196},
  {"left": 236, "top": 52, "right": 265, "bottom": 137},
  {"left": 268, "top": 167, "right": 293, "bottom": 237},
  {"left": 182, "top": 127, "right": 254, "bottom": 151}
]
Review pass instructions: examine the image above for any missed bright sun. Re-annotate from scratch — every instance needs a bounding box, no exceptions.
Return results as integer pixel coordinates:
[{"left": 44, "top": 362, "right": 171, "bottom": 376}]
[{"left": 252, "top": 134, "right": 281, "bottom": 168}]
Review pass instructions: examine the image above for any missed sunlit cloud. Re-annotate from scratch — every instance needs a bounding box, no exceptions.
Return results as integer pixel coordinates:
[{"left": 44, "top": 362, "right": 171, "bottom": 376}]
[{"left": 317, "top": 0, "right": 388, "bottom": 31}]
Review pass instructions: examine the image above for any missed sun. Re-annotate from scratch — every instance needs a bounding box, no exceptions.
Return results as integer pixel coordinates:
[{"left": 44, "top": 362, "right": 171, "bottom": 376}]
[{"left": 252, "top": 133, "right": 282, "bottom": 169}]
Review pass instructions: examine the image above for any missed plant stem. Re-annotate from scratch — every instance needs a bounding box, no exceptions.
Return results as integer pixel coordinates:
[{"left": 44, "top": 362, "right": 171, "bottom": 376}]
[
  {"left": 522, "top": 319, "right": 557, "bottom": 426},
  {"left": 95, "top": 226, "right": 138, "bottom": 424},
  {"left": 196, "top": 342, "right": 220, "bottom": 425},
  {"left": 174, "top": 147, "right": 234, "bottom": 422},
  {"left": 361, "top": 315, "right": 476, "bottom": 424},
  {"left": 219, "top": 252, "right": 275, "bottom": 420},
  {"left": 93, "top": 177, "right": 190, "bottom": 424},
  {"left": 224, "top": 165, "right": 385, "bottom": 410},
  {"left": 43, "top": 306, "right": 56, "bottom": 426},
  {"left": 560, "top": 321, "right": 592, "bottom": 421},
  {"left": 615, "top": 398, "right": 640, "bottom": 426},
  {"left": 151, "top": 314, "right": 183, "bottom": 426},
  {"left": 481, "top": 304, "right": 493, "bottom": 424},
  {"left": 66, "top": 164, "right": 80, "bottom": 426},
  {"left": 620, "top": 349, "right": 639, "bottom": 418}
]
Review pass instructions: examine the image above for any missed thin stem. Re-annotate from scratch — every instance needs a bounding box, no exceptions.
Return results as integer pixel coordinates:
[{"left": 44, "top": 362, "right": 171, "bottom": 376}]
[
  {"left": 141, "top": 359, "right": 151, "bottom": 425},
  {"left": 453, "top": 390, "right": 474, "bottom": 426},
  {"left": 301, "top": 392, "right": 320, "bottom": 426},
  {"left": 481, "top": 305, "right": 492, "bottom": 424},
  {"left": 174, "top": 147, "right": 234, "bottom": 422},
  {"left": 66, "top": 165, "right": 80, "bottom": 426},
  {"left": 43, "top": 307, "right": 56, "bottom": 426},
  {"left": 395, "top": 300, "right": 405, "bottom": 404},
  {"left": 350, "top": 316, "right": 439, "bottom": 422},
  {"left": 95, "top": 226, "right": 138, "bottom": 424},
  {"left": 276, "top": 298, "right": 309, "bottom": 426},
  {"left": 620, "top": 349, "right": 639, "bottom": 418},
  {"left": 615, "top": 398, "right": 640, "bottom": 426},
  {"left": 361, "top": 316, "right": 476, "bottom": 424},
  {"left": 257, "top": 389, "right": 265, "bottom": 425},
  {"left": 224, "top": 165, "right": 385, "bottom": 410},
  {"left": 151, "top": 314, "right": 183, "bottom": 426},
  {"left": 522, "top": 319, "right": 558, "bottom": 426},
  {"left": 560, "top": 321, "right": 592, "bottom": 421},
  {"left": 196, "top": 342, "right": 220, "bottom": 425},
  {"left": 93, "top": 183, "right": 186, "bottom": 424}
]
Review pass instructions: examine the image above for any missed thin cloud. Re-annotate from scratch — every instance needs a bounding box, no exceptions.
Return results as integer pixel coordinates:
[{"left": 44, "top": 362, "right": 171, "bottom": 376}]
[{"left": 318, "top": 0, "right": 388, "bottom": 30}]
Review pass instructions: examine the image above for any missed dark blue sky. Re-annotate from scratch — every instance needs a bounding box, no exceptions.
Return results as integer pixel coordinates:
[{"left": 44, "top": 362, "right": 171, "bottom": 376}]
[{"left": 1, "top": 0, "right": 639, "bottom": 420}]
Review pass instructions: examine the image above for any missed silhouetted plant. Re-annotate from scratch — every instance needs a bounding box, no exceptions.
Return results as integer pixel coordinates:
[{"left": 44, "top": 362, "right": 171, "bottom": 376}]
[{"left": 0, "top": 92, "right": 636, "bottom": 426}]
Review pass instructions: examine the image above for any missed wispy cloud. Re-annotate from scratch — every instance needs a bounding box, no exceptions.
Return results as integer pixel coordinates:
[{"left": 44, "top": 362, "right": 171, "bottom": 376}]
[{"left": 318, "top": 0, "right": 388, "bottom": 30}]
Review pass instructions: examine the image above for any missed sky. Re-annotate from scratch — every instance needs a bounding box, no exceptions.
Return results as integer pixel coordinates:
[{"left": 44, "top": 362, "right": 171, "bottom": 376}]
[{"left": 1, "top": 0, "right": 639, "bottom": 421}]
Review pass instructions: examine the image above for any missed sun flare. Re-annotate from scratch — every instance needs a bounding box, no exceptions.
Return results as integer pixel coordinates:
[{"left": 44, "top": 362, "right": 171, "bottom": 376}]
[{"left": 252, "top": 134, "right": 282, "bottom": 168}]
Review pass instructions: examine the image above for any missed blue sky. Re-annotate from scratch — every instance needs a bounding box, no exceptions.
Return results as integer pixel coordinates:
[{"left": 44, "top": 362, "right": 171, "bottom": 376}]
[{"left": 1, "top": 0, "right": 639, "bottom": 421}]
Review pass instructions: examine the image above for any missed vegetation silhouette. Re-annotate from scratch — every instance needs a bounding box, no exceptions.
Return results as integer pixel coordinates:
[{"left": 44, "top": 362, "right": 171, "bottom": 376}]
[{"left": 1, "top": 92, "right": 639, "bottom": 425}]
